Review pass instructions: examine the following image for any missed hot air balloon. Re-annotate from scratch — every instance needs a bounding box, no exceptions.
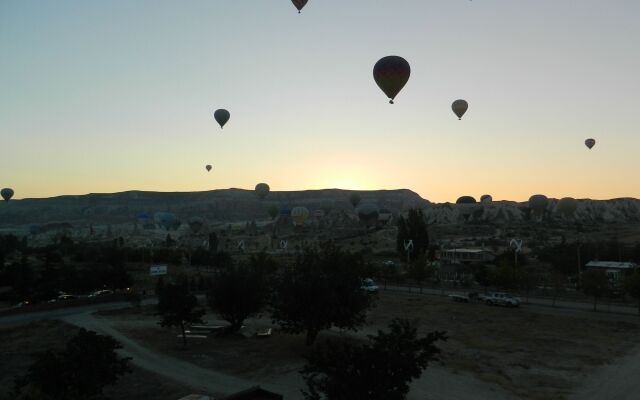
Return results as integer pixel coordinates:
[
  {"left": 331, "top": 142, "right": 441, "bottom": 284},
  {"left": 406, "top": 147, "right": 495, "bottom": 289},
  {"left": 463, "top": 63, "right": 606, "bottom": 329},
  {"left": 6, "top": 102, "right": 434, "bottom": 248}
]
[
  {"left": 255, "top": 183, "right": 270, "bottom": 199},
  {"left": 291, "top": 206, "right": 309, "bottom": 226},
  {"left": 188, "top": 218, "right": 205, "bottom": 234},
  {"left": 373, "top": 56, "right": 411, "bottom": 104},
  {"left": 291, "top": 0, "right": 308, "bottom": 13},
  {"left": 154, "top": 212, "right": 178, "bottom": 230},
  {"left": 528, "top": 194, "right": 548, "bottom": 217},
  {"left": 1, "top": 188, "right": 14, "bottom": 202},
  {"left": 480, "top": 194, "right": 493, "bottom": 204},
  {"left": 349, "top": 193, "right": 361, "bottom": 208},
  {"left": 556, "top": 197, "right": 577, "bottom": 218},
  {"left": 357, "top": 202, "right": 379, "bottom": 227},
  {"left": 214, "top": 109, "right": 230, "bottom": 129},
  {"left": 585, "top": 138, "right": 596, "bottom": 149},
  {"left": 456, "top": 196, "right": 476, "bottom": 204},
  {"left": 206, "top": 165, "right": 212, "bottom": 172},
  {"left": 452, "top": 99, "right": 468, "bottom": 120}
]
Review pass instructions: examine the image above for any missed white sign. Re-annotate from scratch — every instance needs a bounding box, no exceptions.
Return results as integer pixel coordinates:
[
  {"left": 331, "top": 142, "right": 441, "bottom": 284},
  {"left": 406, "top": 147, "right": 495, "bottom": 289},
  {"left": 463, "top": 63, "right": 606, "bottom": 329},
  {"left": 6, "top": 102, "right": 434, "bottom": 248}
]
[
  {"left": 509, "top": 239, "right": 523, "bottom": 253},
  {"left": 404, "top": 240, "right": 414, "bottom": 252},
  {"left": 149, "top": 265, "right": 168, "bottom": 276}
]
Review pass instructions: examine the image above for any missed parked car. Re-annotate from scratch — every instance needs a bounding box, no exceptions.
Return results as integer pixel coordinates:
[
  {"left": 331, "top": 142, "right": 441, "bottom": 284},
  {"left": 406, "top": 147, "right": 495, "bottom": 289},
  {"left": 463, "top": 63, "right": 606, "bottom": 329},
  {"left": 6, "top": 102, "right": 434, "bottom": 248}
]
[
  {"left": 481, "top": 292, "right": 521, "bottom": 307},
  {"left": 448, "top": 292, "right": 480, "bottom": 303},
  {"left": 361, "top": 278, "right": 380, "bottom": 293},
  {"left": 88, "top": 289, "right": 114, "bottom": 298}
]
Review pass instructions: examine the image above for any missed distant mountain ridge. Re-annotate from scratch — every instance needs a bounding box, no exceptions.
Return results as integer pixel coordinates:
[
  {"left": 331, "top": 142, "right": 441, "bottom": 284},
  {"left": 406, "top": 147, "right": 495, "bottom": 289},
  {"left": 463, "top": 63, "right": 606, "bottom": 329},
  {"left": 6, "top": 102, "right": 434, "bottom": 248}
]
[
  {"left": 0, "top": 188, "right": 427, "bottom": 226},
  {"left": 0, "top": 189, "right": 639, "bottom": 227}
]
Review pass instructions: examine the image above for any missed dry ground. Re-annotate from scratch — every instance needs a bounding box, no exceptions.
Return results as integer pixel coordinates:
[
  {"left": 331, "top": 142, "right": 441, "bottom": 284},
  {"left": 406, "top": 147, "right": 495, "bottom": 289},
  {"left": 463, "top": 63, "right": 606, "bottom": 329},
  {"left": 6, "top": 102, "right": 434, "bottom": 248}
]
[
  {"left": 100, "top": 291, "right": 640, "bottom": 400},
  {"left": 0, "top": 320, "right": 192, "bottom": 400}
]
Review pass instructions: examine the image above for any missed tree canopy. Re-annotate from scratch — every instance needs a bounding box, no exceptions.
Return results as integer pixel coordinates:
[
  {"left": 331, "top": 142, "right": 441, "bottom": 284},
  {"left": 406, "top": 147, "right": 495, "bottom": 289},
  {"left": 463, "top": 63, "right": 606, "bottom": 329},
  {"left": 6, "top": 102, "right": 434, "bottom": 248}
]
[
  {"left": 271, "top": 245, "right": 374, "bottom": 345},
  {"left": 157, "top": 281, "right": 205, "bottom": 347},
  {"left": 301, "top": 319, "right": 447, "bottom": 400},
  {"left": 13, "top": 328, "right": 131, "bottom": 400}
]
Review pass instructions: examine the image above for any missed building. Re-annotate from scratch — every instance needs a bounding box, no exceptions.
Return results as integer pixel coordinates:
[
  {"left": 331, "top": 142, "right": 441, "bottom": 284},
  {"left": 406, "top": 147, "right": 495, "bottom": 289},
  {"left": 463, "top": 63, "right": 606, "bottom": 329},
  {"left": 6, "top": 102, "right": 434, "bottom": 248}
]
[
  {"left": 438, "top": 248, "right": 495, "bottom": 265},
  {"left": 584, "top": 261, "right": 638, "bottom": 284}
]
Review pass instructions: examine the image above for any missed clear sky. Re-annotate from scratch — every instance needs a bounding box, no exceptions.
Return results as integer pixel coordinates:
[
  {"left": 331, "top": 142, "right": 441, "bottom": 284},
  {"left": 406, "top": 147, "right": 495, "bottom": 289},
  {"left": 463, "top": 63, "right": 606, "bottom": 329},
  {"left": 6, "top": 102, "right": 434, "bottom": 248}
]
[{"left": 1, "top": 0, "right": 639, "bottom": 203}]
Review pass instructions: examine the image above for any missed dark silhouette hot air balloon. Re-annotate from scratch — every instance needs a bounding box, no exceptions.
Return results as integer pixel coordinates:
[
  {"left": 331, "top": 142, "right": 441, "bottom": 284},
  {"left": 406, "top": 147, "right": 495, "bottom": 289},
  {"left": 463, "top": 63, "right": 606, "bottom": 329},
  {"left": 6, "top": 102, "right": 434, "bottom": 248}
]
[
  {"left": 585, "top": 138, "right": 596, "bottom": 149},
  {"left": 255, "top": 183, "right": 270, "bottom": 199},
  {"left": 1, "top": 188, "right": 14, "bottom": 202},
  {"left": 556, "top": 197, "right": 577, "bottom": 218},
  {"left": 291, "top": 0, "right": 308, "bottom": 13},
  {"left": 452, "top": 99, "right": 468, "bottom": 120},
  {"left": 214, "top": 109, "right": 230, "bottom": 129},
  {"left": 206, "top": 165, "right": 212, "bottom": 172},
  {"left": 529, "top": 194, "right": 548, "bottom": 218},
  {"left": 373, "top": 56, "right": 411, "bottom": 104},
  {"left": 357, "top": 202, "right": 379, "bottom": 227},
  {"left": 456, "top": 196, "right": 476, "bottom": 204}
]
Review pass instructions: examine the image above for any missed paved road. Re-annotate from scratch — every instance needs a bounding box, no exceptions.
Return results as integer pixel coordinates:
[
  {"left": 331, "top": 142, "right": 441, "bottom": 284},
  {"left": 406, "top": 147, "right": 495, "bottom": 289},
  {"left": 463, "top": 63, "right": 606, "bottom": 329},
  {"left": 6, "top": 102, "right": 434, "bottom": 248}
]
[{"left": 384, "top": 284, "right": 639, "bottom": 316}]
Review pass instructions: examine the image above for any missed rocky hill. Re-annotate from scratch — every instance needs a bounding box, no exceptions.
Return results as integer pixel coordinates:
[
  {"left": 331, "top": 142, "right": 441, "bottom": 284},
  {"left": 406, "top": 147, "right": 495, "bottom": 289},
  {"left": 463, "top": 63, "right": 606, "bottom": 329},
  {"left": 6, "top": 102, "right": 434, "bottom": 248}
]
[
  {"left": 423, "top": 198, "right": 640, "bottom": 225},
  {"left": 0, "top": 188, "right": 427, "bottom": 227},
  {"left": 1, "top": 188, "right": 639, "bottom": 228}
]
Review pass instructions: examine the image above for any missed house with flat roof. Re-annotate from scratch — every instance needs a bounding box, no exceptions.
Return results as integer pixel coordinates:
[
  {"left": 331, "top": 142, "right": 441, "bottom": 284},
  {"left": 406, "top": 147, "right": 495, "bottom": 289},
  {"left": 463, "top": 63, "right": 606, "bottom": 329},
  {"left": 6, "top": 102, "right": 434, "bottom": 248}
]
[
  {"left": 438, "top": 248, "right": 495, "bottom": 265},
  {"left": 584, "top": 261, "right": 638, "bottom": 284}
]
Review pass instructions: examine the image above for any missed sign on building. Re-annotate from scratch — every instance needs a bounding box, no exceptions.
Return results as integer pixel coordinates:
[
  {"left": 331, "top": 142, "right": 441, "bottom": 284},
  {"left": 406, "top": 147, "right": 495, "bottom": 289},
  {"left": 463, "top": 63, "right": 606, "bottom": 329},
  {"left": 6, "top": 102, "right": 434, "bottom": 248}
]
[{"left": 149, "top": 265, "right": 168, "bottom": 276}]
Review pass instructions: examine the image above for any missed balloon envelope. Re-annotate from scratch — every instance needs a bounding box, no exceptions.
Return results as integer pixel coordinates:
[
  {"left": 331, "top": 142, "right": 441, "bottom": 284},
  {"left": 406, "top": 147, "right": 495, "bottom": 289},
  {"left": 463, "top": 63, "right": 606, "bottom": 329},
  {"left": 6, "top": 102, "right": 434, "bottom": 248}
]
[
  {"left": 585, "top": 138, "right": 596, "bottom": 149},
  {"left": 214, "top": 109, "right": 230, "bottom": 129},
  {"left": 373, "top": 56, "right": 411, "bottom": 104},
  {"left": 291, "top": 0, "right": 308, "bottom": 12},
  {"left": 206, "top": 165, "right": 212, "bottom": 172},
  {"left": 452, "top": 99, "right": 468, "bottom": 120},
  {"left": 1, "top": 188, "right": 14, "bottom": 202},
  {"left": 557, "top": 197, "right": 577, "bottom": 218},
  {"left": 529, "top": 194, "right": 549, "bottom": 214},
  {"left": 291, "top": 206, "right": 309, "bottom": 226},
  {"left": 357, "top": 202, "right": 379, "bottom": 226},
  {"left": 456, "top": 196, "right": 476, "bottom": 204},
  {"left": 480, "top": 194, "right": 493, "bottom": 203},
  {"left": 255, "top": 183, "right": 270, "bottom": 199}
]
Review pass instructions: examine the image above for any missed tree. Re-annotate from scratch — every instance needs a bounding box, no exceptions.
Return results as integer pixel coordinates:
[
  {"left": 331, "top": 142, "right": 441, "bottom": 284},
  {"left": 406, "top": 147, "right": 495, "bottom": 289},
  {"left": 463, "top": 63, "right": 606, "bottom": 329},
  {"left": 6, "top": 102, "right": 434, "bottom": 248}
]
[
  {"left": 623, "top": 270, "right": 640, "bottom": 315},
  {"left": 157, "top": 282, "right": 205, "bottom": 347},
  {"left": 207, "top": 262, "right": 268, "bottom": 332},
  {"left": 13, "top": 328, "right": 131, "bottom": 400},
  {"left": 301, "top": 319, "right": 447, "bottom": 400},
  {"left": 581, "top": 270, "right": 609, "bottom": 311},
  {"left": 396, "top": 209, "right": 429, "bottom": 262},
  {"left": 271, "top": 245, "right": 374, "bottom": 345}
]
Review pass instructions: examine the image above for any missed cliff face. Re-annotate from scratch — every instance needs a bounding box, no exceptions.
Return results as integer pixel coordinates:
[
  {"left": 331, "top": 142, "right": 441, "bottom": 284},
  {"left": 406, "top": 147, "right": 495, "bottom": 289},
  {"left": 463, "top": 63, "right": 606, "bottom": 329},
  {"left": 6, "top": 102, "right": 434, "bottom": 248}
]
[
  {"left": 0, "top": 188, "right": 428, "bottom": 226},
  {"left": 1, "top": 189, "right": 639, "bottom": 227}
]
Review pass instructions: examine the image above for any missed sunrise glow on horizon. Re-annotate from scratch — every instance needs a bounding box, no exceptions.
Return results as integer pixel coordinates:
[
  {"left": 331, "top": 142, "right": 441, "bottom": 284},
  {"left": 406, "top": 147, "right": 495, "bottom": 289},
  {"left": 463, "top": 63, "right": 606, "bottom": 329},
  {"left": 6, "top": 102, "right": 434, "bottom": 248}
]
[{"left": 1, "top": 1, "right": 639, "bottom": 203}]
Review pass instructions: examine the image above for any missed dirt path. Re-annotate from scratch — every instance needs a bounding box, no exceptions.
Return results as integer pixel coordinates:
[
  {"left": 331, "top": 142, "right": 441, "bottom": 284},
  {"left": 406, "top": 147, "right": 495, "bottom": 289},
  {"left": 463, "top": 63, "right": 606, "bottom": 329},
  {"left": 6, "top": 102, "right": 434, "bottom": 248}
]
[
  {"left": 62, "top": 312, "right": 302, "bottom": 399},
  {"left": 569, "top": 346, "right": 640, "bottom": 400}
]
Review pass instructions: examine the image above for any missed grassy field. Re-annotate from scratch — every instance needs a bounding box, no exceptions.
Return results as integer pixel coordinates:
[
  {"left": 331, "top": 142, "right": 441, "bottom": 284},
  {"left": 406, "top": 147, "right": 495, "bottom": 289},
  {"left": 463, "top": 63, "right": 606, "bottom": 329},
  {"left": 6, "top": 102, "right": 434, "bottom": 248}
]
[
  {"left": 0, "top": 320, "right": 192, "bottom": 400},
  {"left": 101, "top": 291, "right": 640, "bottom": 400}
]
